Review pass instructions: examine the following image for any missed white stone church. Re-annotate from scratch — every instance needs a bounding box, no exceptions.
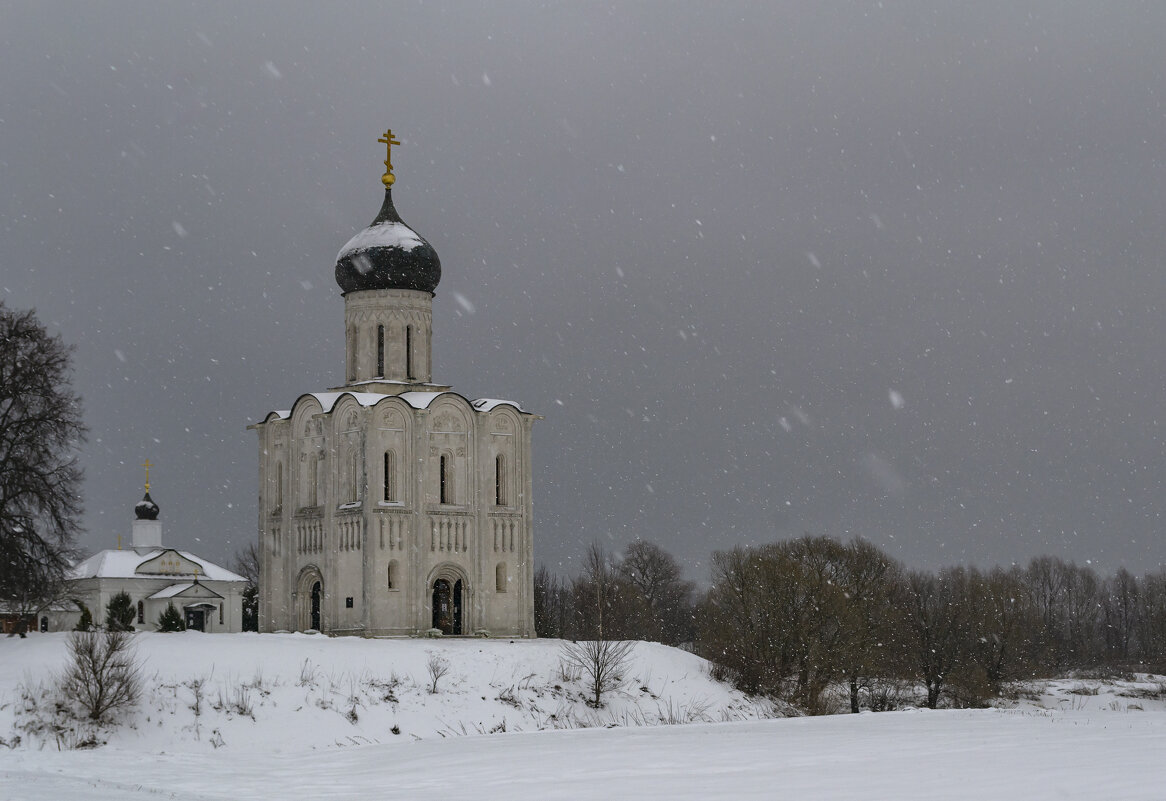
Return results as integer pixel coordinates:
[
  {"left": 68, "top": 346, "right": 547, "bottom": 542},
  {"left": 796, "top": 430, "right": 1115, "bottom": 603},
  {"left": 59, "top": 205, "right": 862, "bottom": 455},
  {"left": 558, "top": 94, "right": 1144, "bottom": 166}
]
[{"left": 251, "top": 131, "right": 538, "bottom": 637}]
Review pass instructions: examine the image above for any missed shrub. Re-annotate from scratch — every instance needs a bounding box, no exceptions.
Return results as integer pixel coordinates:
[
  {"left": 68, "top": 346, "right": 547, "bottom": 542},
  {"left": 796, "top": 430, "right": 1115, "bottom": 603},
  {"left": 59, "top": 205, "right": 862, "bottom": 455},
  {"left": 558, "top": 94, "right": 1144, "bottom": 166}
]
[
  {"left": 156, "top": 602, "right": 185, "bottom": 632},
  {"left": 560, "top": 639, "right": 635, "bottom": 708},
  {"left": 74, "top": 604, "right": 93, "bottom": 632},
  {"left": 59, "top": 630, "right": 142, "bottom": 722},
  {"left": 104, "top": 591, "right": 135, "bottom": 632}
]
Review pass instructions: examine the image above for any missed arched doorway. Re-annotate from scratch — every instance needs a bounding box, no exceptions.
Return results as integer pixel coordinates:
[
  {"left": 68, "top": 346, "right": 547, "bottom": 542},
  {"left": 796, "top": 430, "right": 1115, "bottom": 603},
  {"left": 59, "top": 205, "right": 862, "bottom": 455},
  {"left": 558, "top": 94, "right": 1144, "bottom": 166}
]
[
  {"left": 310, "top": 581, "right": 322, "bottom": 631},
  {"left": 431, "top": 578, "right": 464, "bottom": 635},
  {"left": 296, "top": 565, "right": 324, "bottom": 632}
]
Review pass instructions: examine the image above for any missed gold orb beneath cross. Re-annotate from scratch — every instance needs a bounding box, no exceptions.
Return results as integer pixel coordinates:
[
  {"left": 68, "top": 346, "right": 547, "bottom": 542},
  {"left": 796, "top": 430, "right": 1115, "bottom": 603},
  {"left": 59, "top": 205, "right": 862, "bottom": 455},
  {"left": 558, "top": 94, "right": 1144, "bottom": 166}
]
[{"left": 382, "top": 173, "right": 396, "bottom": 187}]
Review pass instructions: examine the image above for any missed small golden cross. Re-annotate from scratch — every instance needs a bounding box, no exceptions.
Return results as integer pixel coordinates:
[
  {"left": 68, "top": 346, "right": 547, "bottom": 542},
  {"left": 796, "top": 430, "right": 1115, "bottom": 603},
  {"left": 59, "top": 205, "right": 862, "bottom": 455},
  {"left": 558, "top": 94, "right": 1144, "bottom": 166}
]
[
  {"left": 142, "top": 458, "right": 153, "bottom": 491},
  {"left": 378, "top": 128, "right": 401, "bottom": 186}
]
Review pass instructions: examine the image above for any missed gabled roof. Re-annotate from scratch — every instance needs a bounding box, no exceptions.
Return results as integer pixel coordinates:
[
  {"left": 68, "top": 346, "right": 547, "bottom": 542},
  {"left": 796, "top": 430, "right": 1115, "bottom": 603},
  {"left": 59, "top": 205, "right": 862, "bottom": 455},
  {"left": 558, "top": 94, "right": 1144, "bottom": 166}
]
[
  {"left": 70, "top": 548, "right": 246, "bottom": 583},
  {"left": 148, "top": 582, "right": 224, "bottom": 600}
]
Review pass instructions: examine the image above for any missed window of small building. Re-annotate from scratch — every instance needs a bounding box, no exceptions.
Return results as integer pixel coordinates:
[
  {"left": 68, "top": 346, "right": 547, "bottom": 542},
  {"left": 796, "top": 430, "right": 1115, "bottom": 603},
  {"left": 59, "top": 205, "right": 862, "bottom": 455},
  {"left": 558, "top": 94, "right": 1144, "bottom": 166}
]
[
  {"left": 345, "top": 596, "right": 354, "bottom": 609},
  {"left": 496, "top": 562, "right": 507, "bottom": 592},
  {"left": 137, "top": 600, "right": 144, "bottom": 624},
  {"left": 387, "top": 560, "right": 399, "bottom": 590},
  {"left": 219, "top": 604, "right": 224, "bottom": 625}
]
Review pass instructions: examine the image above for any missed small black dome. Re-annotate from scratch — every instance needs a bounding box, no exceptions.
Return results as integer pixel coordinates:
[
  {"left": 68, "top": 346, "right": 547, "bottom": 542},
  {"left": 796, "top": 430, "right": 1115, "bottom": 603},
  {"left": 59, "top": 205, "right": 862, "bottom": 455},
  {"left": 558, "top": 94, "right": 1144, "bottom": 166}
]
[
  {"left": 135, "top": 491, "right": 159, "bottom": 521},
  {"left": 335, "top": 188, "right": 441, "bottom": 295}
]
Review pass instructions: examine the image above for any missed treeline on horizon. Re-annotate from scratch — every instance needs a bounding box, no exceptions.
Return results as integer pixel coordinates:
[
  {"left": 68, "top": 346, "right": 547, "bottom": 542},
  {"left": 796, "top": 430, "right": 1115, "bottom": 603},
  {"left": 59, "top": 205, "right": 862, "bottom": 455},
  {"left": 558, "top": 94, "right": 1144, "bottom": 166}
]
[{"left": 535, "top": 537, "right": 1166, "bottom": 713}]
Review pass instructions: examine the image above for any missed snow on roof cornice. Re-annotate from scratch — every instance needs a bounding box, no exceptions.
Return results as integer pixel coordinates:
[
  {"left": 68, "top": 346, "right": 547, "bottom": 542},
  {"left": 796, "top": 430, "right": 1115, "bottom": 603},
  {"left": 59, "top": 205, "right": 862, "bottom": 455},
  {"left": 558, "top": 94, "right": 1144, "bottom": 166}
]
[
  {"left": 70, "top": 548, "right": 246, "bottom": 583},
  {"left": 258, "top": 390, "right": 532, "bottom": 423}
]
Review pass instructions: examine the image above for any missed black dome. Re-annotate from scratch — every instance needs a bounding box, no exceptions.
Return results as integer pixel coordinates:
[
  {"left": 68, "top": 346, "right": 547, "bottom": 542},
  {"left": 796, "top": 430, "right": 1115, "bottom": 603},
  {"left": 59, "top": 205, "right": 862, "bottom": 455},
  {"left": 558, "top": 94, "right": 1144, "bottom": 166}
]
[
  {"left": 135, "top": 491, "right": 159, "bottom": 521},
  {"left": 335, "top": 188, "right": 441, "bottom": 295}
]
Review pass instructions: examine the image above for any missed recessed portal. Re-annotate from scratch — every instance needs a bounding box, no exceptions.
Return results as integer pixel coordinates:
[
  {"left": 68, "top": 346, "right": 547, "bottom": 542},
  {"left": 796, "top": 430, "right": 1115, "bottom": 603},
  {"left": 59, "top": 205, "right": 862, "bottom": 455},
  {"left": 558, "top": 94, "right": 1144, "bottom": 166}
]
[
  {"left": 431, "top": 578, "right": 463, "bottom": 635},
  {"left": 310, "top": 581, "right": 322, "bottom": 630}
]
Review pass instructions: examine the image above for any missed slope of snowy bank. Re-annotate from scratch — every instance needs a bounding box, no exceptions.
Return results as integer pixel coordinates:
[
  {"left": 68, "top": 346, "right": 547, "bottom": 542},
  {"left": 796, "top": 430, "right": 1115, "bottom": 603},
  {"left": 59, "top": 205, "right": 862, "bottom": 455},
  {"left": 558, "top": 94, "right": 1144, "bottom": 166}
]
[
  {"left": 4, "top": 633, "right": 1166, "bottom": 799},
  {"left": 0, "top": 632, "right": 773, "bottom": 752}
]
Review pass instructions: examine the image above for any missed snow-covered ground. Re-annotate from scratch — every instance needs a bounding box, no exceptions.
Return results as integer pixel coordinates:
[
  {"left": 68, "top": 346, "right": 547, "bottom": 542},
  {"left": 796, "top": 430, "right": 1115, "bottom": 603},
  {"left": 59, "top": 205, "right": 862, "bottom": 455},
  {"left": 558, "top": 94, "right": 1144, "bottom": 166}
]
[{"left": 3, "top": 633, "right": 1165, "bottom": 799}]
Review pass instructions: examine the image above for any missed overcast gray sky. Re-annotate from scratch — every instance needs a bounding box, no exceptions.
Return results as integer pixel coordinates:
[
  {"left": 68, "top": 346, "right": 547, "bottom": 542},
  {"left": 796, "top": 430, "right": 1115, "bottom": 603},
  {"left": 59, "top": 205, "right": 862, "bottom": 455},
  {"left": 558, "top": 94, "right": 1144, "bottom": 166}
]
[{"left": 2, "top": 1, "right": 1163, "bottom": 580}]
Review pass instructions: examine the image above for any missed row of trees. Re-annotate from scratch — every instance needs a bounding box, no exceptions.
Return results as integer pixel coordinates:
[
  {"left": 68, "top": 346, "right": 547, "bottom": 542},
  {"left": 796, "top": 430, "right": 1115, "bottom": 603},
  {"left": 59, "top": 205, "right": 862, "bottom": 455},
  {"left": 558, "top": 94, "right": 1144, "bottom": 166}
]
[
  {"left": 538, "top": 537, "right": 1166, "bottom": 712},
  {"left": 536, "top": 541, "right": 697, "bottom": 646}
]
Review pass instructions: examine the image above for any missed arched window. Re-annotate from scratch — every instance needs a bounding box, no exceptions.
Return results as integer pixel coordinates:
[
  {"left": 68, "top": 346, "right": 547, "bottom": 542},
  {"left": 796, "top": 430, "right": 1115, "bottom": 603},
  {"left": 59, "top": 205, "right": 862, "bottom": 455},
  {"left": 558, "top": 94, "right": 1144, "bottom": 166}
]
[
  {"left": 308, "top": 453, "right": 319, "bottom": 507},
  {"left": 387, "top": 560, "right": 399, "bottom": 590},
  {"left": 348, "top": 326, "right": 357, "bottom": 381},
  {"left": 405, "top": 325, "right": 414, "bottom": 380},
  {"left": 376, "top": 324, "right": 385, "bottom": 377},
  {"left": 439, "top": 453, "right": 449, "bottom": 504},
  {"left": 137, "top": 600, "right": 145, "bottom": 624},
  {"left": 496, "top": 562, "right": 507, "bottom": 592},
  {"left": 349, "top": 451, "right": 360, "bottom": 503},
  {"left": 495, "top": 454, "right": 506, "bottom": 506},
  {"left": 383, "top": 451, "right": 396, "bottom": 502}
]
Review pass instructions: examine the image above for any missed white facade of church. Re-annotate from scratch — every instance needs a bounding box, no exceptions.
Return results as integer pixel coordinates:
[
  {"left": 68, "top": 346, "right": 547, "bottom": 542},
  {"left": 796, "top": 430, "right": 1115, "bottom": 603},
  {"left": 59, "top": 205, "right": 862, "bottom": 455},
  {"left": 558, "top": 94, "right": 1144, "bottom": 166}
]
[{"left": 252, "top": 140, "right": 537, "bottom": 637}]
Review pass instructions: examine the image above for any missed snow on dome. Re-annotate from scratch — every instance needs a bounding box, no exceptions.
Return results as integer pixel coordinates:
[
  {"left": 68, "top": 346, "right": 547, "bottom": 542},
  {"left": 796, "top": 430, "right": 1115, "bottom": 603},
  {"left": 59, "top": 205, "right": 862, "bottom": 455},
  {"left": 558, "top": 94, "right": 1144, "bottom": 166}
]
[{"left": 337, "top": 221, "right": 424, "bottom": 262}]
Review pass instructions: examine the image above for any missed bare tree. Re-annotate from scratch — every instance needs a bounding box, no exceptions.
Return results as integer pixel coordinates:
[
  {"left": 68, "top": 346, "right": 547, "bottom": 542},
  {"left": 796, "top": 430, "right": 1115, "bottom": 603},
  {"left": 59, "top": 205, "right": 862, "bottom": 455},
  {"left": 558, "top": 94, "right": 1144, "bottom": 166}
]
[
  {"left": 560, "top": 638, "right": 635, "bottom": 707},
  {"left": 0, "top": 302, "right": 86, "bottom": 615},
  {"left": 59, "top": 630, "right": 142, "bottom": 722},
  {"left": 534, "top": 564, "right": 573, "bottom": 639},
  {"left": 617, "top": 540, "right": 695, "bottom": 645},
  {"left": 426, "top": 652, "right": 450, "bottom": 694},
  {"left": 233, "top": 542, "right": 260, "bottom": 632}
]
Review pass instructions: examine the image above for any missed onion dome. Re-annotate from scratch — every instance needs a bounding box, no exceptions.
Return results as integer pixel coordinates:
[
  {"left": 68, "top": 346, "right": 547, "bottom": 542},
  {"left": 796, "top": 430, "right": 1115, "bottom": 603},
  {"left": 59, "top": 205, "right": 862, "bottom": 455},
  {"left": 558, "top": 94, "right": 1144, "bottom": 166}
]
[
  {"left": 334, "top": 187, "right": 441, "bottom": 295},
  {"left": 135, "top": 491, "right": 159, "bottom": 521}
]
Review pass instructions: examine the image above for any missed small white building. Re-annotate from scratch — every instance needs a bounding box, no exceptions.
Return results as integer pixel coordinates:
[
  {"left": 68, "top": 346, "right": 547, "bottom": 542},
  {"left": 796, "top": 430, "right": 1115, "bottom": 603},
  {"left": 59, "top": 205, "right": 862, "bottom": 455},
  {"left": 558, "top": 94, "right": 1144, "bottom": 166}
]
[{"left": 48, "top": 489, "right": 248, "bottom": 632}]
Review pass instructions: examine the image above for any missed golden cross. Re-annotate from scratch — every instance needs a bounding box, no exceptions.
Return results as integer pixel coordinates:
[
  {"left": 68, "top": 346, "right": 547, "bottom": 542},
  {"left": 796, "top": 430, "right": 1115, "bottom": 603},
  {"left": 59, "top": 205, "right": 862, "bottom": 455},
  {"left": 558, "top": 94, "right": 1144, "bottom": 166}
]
[
  {"left": 142, "top": 458, "right": 153, "bottom": 491},
  {"left": 377, "top": 128, "right": 401, "bottom": 187}
]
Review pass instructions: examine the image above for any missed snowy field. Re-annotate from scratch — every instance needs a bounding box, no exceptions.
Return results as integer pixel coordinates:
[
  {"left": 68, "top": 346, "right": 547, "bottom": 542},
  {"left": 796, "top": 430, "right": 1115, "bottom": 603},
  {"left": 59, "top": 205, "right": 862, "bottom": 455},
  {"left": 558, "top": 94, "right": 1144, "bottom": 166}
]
[{"left": 2, "top": 633, "right": 1166, "bottom": 800}]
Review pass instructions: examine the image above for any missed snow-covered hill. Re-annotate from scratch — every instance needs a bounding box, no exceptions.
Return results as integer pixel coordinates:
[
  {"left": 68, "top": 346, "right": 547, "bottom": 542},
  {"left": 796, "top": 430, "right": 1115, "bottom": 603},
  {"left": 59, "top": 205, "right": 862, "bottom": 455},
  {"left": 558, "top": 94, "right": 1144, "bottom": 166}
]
[
  {"left": 0, "top": 632, "right": 773, "bottom": 752},
  {"left": 4, "top": 633, "right": 1166, "bottom": 799}
]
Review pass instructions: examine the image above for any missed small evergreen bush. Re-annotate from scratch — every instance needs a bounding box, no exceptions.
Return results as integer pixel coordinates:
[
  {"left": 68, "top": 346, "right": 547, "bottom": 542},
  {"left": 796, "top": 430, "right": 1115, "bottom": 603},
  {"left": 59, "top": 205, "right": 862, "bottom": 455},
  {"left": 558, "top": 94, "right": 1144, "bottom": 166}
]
[
  {"left": 74, "top": 604, "right": 94, "bottom": 632},
  {"left": 156, "top": 602, "right": 185, "bottom": 632},
  {"left": 104, "top": 591, "right": 135, "bottom": 632}
]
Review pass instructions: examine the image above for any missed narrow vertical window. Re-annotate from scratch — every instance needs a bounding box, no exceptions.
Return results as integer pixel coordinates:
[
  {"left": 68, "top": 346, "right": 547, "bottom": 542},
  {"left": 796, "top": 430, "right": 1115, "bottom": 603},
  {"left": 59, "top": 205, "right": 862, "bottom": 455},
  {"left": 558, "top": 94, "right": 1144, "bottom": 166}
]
[
  {"left": 350, "top": 451, "right": 360, "bottom": 502},
  {"left": 495, "top": 454, "right": 506, "bottom": 506},
  {"left": 275, "top": 462, "right": 283, "bottom": 508},
  {"left": 406, "top": 325, "right": 414, "bottom": 380},
  {"left": 383, "top": 451, "right": 395, "bottom": 502},
  {"left": 387, "top": 560, "right": 398, "bottom": 590},
  {"left": 348, "top": 326, "right": 357, "bottom": 381},
  {"left": 308, "top": 453, "right": 319, "bottom": 507},
  {"left": 219, "top": 604, "right": 224, "bottom": 625},
  {"left": 496, "top": 562, "right": 507, "bottom": 592},
  {"left": 376, "top": 324, "right": 385, "bottom": 377},
  {"left": 137, "top": 600, "right": 145, "bottom": 624},
  {"left": 439, "top": 454, "right": 448, "bottom": 504}
]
